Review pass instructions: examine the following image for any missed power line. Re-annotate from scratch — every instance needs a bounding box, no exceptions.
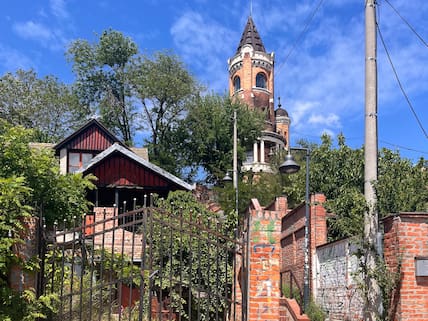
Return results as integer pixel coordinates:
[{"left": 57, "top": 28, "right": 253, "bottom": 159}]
[
  {"left": 379, "top": 139, "right": 428, "bottom": 155},
  {"left": 276, "top": 0, "right": 326, "bottom": 76},
  {"left": 377, "top": 24, "right": 428, "bottom": 140},
  {"left": 383, "top": 0, "right": 428, "bottom": 48},
  {"left": 295, "top": 132, "right": 428, "bottom": 155}
]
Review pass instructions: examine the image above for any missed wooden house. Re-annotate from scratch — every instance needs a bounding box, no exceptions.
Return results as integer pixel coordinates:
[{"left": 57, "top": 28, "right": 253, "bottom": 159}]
[{"left": 53, "top": 119, "right": 194, "bottom": 209}]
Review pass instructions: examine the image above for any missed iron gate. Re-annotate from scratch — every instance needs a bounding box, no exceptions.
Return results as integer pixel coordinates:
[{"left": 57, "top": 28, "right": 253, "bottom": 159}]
[{"left": 39, "top": 197, "right": 246, "bottom": 321}]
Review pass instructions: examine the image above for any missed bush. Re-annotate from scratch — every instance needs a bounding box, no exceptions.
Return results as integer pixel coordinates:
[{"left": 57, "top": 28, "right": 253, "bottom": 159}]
[
  {"left": 305, "top": 299, "right": 327, "bottom": 321},
  {"left": 281, "top": 284, "right": 302, "bottom": 306}
]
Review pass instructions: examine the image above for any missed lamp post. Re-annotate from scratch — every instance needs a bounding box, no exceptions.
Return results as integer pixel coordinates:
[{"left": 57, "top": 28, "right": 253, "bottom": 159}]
[
  {"left": 223, "top": 109, "right": 239, "bottom": 216},
  {"left": 223, "top": 109, "right": 248, "bottom": 321},
  {"left": 279, "top": 147, "right": 310, "bottom": 311}
]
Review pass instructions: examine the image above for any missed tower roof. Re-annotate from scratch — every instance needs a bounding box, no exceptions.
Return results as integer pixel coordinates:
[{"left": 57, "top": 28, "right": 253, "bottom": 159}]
[
  {"left": 275, "top": 98, "right": 289, "bottom": 117},
  {"left": 236, "top": 16, "right": 266, "bottom": 54},
  {"left": 275, "top": 107, "right": 289, "bottom": 118}
]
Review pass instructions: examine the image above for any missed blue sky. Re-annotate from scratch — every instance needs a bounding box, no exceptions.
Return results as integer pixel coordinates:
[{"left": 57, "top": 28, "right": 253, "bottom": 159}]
[{"left": 1, "top": 0, "right": 427, "bottom": 161}]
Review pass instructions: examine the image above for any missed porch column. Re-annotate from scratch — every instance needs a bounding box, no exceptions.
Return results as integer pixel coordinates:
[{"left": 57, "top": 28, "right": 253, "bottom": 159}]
[
  {"left": 253, "top": 142, "right": 258, "bottom": 163},
  {"left": 260, "top": 140, "right": 265, "bottom": 163}
]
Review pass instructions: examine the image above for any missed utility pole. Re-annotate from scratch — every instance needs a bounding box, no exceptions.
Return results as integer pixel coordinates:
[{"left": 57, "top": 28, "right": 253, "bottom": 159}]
[
  {"left": 233, "top": 109, "right": 238, "bottom": 212},
  {"left": 364, "top": 0, "right": 381, "bottom": 320}
]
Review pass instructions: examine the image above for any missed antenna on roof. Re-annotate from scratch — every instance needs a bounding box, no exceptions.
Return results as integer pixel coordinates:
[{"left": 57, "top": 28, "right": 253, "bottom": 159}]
[{"left": 250, "top": 0, "right": 253, "bottom": 17}]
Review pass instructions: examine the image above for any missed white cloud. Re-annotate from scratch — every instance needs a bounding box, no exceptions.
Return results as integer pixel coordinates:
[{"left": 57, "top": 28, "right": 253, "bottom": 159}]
[
  {"left": 12, "top": 20, "right": 69, "bottom": 52},
  {"left": 50, "top": 0, "right": 69, "bottom": 19},
  {"left": 13, "top": 21, "right": 53, "bottom": 41},
  {"left": 308, "top": 113, "right": 341, "bottom": 128},
  {"left": 171, "top": 11, "right": 238, "bottom": 91},
  {"left": 0, "top": 45, "right": 34, "bottom": 72}
]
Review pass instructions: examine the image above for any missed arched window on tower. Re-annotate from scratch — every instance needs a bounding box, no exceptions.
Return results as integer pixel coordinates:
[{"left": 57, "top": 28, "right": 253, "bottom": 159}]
[
  {"left": 234, "top": 76, "right": 241, "bottom": 92},
  {"left": 256, "top": 72, "right": 267, "bottom": 89}
]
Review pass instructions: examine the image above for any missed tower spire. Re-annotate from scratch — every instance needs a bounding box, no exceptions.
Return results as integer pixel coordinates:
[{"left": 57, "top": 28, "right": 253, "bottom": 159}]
[{"left": 236, "top": 16, "right": 266, "bottom": 53}]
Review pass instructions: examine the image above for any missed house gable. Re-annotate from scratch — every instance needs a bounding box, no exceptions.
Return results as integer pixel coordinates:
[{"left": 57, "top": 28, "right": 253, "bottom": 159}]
[
  {"left": 53, "top": 119, "right": 123, "bottom": 174},
  {"left": 54, "top": 118, "right": 121, "bottom": 154}
]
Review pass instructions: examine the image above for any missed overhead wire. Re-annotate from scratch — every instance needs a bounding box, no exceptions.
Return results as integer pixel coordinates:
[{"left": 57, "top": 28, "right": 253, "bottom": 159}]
[
  {"left": 383, "top": 0, "right": 428, "bottom": 48},
  {"left": 377, "top": 24, "right": 428, "bottom": 140},
  {"left": 276, "top": 0, "right": 326, "bottom": 76},
  {"left": 379, "top": 139, "right": 428, "bottom": 156}
]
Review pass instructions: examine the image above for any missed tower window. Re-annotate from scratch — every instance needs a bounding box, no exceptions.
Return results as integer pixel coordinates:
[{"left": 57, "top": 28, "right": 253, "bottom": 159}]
[
  {"left": 256, "top": 72, "right": 267, "bottom": 88},
  {"left": 234, "top": 76, "right": 241, "bottom": 92}
]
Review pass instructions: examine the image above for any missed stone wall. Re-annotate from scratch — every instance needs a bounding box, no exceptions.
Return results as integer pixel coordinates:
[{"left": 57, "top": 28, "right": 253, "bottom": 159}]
[{"left": 315, "top": 239, "right": 364, "bottom": 321}]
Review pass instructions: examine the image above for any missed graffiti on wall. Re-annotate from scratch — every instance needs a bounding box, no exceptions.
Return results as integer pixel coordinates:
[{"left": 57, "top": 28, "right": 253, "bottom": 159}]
[{"left": 316, "top": 239, "right": 364, "bottom": 320}]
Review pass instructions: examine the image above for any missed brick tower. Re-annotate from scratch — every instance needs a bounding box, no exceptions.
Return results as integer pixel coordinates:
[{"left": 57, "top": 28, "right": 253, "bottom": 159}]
[{"left": 228, "top": 16, "right": 290, "bottom": 172}]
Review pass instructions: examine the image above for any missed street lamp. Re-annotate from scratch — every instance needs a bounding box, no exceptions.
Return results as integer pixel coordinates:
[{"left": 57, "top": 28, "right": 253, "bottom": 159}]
[
  {"left": 279, "top": 147, "right": 310, "bottom": 311},
  {"left": 222, "top": 109, "right": 248, "bottom": 321},
  {"left": 222, "top": 109, "right": 239, "bottom": 217}
]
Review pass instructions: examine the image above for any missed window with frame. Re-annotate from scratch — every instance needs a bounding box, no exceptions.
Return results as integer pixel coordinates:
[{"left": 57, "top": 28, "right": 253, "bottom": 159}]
[
  {"left": 68, "top": 152, "right": 93, "bottom": 173},
  {"left": 234, "top": 76, "right": 241, "bottom": 92},
  {"left": 256, "top": 72, "right": 267, "bottom": 89}
]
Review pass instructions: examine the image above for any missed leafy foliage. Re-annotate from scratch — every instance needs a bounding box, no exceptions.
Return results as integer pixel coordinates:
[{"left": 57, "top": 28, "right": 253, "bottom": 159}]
[
  {"left": 183, "top": 94, "right": 264, "bottom": 182},
  {"left": 130, "top": 51, "right": 201, "bottom": 175},
  {"left": 0, "top": 121, "right": 95, "bottom": 225},
  {"left": 217, "top": 170, "right": 282, "bottom": 216},
  {"left": 67, "top": 29, "right": 138, "bottom": 144},
  {"left": 305, "top": 299, "right": 327, "bottom": 321},
  {"left": 43, "top": 247, "right": 146, "bottom": 321},
  {"left": 149, "top": 191, "right": 234, "bottom": 320},
  {"left": 281, "top": 134, "right": 428, "bottom": 240},
  {"left": 0, "top": 69, "right": 84, "bottom": 143},
  {"left": 0, "top": 174, "right": 59, "bottom": 320}
]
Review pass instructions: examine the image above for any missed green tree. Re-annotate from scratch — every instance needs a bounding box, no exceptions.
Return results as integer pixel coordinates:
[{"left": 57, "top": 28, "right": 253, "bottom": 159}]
[
  {"left": 183, "top": 94, "right": 264, "bottom": 183},
  {"left": 281, "top": 134, "right": 428, "bottom": 240},
  {"left": 67, "top": 29, "right": 138, "bottom": 145},
  {"left": 130, "top": 51, "right": 200, "bottom": 174},
  {"left": 0, "top": 69, "right": 83, "bottom": 143},
  {"left": 376, "top": 149, "right": 428, "bottom": 215},
  {"left": 0, "top": 176, "right": 60, "bottom": 321},
  {"left": 150, "top": 191, "right": 233, "bottom": 320},
  {"left": 217, "top": 171, "right": 283, "bottom": 217},
  {"left": 0, "top": 121, "right": 96, "bottom": 318},
  {"left": 0, "top": 121, "right": 95, "bottom": 225}
]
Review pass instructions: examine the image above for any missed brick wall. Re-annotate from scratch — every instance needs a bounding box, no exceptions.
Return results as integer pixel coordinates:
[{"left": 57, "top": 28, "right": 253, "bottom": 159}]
[
  {"left": 93, "top": 207, "right": 143, "bottom": 261},
  {"left": 247, "top": 197, "right": 284, "bottom": 321},
  {"left": 280, "top": 193, "right": 327, "bottom": 301},
  {"left": 9, "top": 217, "right": 39, "bottom": 292},
  {"left": 383, "top": 212, "right": 428, "bottom": 321},
  {"left": 232, "top": 197, "right": 288, "bottom": 321}
]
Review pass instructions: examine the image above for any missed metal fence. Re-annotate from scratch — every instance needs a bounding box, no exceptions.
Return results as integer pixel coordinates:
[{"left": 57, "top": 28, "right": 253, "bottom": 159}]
[{"left": 38, "top": 197, "right": 245, "bottom": 321}]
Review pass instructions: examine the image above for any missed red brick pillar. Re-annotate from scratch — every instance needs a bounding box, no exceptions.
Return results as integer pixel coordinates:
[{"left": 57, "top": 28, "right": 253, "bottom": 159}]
[
  {"left": 383, "top": 213, "right": 428, "bottom": 321},
  {"left": 246, "top": 197, "right": 286, "bottom": 321},
  {"left": 310, "top": 193, "right": 327, "bottom": 298}
]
